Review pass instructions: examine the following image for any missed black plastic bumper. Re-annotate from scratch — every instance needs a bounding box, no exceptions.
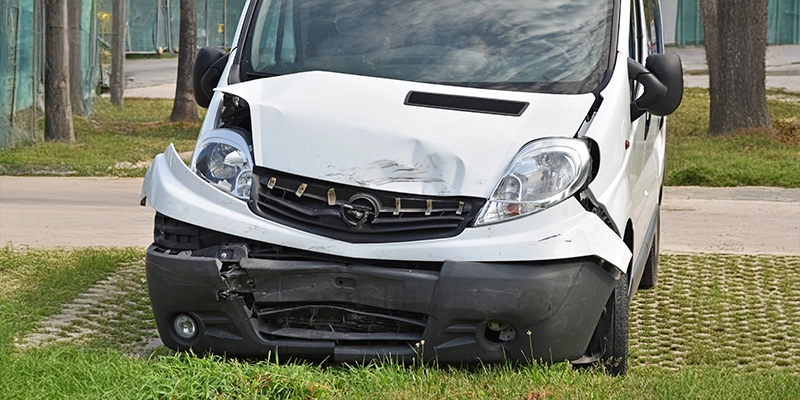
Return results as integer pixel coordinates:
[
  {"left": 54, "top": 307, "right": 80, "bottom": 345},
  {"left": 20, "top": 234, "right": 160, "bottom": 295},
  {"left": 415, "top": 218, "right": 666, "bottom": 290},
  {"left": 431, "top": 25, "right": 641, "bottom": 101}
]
[{"left": 146, "top": 244, "right": 616, "bottom": 363}]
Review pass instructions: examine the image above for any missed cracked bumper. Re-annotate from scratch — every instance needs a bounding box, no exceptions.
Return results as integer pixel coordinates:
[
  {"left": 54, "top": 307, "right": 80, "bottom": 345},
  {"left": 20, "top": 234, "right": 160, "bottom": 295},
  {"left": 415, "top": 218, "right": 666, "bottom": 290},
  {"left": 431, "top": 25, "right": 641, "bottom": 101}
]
[
  {"left": 146, "top": 244, "right": 616, "bottom": 363},
  {"left": 142, "top": 145, "right": 631, "bottom": 272}
]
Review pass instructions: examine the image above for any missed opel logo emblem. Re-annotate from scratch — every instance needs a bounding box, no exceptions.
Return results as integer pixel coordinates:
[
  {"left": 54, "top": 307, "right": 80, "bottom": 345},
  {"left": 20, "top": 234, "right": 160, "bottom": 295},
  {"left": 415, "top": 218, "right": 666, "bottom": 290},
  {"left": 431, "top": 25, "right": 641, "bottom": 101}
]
[{"left": 341, "top": 194, "right": 381, "bottom": 227}]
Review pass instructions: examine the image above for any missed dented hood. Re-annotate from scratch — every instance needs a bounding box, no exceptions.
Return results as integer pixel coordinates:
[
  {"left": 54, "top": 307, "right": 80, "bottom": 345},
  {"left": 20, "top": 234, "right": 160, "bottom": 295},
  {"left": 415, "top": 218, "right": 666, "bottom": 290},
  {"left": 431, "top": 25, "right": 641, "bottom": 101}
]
[{"left": 219, "top": 71, "right": 595, "bottom": 198}]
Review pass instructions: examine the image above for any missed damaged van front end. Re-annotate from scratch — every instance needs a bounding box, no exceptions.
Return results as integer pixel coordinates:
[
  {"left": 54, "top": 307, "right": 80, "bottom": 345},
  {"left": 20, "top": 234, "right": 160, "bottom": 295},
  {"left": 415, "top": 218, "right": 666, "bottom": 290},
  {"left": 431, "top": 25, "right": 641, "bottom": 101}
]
[
  {"left": 143, "top": 137, "right": 628, "bottom": 363},
  {"left": 141, "top": 0, "right": 682, "bottom": 374}
]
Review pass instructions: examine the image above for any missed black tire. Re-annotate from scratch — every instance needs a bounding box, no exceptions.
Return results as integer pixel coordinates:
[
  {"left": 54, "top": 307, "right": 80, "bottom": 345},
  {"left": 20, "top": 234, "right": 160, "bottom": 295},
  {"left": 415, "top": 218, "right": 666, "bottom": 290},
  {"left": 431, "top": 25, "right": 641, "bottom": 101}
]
[
  {"left": 639, "top": 207, "right": 660, "bottom": 289},
  {"left": 602, "top": 273, "right": 629, "bottom": 376}
]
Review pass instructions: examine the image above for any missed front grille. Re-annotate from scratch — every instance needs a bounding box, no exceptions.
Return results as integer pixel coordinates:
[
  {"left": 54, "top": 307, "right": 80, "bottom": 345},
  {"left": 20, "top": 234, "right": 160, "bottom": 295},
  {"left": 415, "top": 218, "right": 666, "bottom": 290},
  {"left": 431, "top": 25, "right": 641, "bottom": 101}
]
[
  {"left": 255, "top": 303, "right": 426, "bottom": 344},
  {"left": 249, "top": 167, "right": 485, "bottom": 243}
]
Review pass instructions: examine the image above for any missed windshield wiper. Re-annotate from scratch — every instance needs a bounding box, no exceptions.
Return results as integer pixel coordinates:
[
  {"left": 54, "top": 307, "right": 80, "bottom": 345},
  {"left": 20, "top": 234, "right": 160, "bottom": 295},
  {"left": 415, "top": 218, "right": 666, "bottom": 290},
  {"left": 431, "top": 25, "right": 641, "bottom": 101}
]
[{"left": 245, "top": 71, "right": 280, "bottom": 78}]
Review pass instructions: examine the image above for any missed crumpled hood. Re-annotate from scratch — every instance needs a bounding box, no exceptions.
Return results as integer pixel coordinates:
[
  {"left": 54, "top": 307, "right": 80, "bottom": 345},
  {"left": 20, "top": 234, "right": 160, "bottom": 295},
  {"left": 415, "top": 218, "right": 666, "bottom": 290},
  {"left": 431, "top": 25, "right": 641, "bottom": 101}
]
[{"left": 219, "top": 71, "right": 595, "bottom": 198}]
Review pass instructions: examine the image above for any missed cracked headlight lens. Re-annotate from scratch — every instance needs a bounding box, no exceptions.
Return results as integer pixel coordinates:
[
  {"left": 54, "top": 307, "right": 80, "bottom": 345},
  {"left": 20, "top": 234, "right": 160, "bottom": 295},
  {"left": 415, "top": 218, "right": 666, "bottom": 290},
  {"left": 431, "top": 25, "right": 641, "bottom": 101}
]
[
  {"left": 475, "top": 138, "right": 591, "bottom": 226},
  {"left": 193, "top": 129, "right": 253, "bottom": 200}
]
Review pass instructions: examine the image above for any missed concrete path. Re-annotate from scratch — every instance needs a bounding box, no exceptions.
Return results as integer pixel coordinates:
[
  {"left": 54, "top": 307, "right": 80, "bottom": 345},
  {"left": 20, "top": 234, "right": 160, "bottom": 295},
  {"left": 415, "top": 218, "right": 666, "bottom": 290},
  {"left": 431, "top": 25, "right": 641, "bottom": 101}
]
[
  {"left": 661, "top": 187, "right": 800, "bottom": 256},
  {"left": 125, "top": 57, "right": 178, "bottom": 89},
  {"left": 678, "top": 44, "right": 800, "bottom": 93},
  {"left": 0, "top": 177, "right": 153, "bottom": 249},
  {"left": 1, "top": 177, "right": 798, "bottom": 255}
]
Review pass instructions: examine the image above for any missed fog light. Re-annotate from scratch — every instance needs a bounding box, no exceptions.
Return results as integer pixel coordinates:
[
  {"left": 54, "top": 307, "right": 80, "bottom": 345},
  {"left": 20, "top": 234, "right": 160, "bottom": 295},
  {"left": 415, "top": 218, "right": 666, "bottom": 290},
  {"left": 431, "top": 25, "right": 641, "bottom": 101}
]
[
  {"left": 487, "top": 320, "right": 510, "bottom": 332},
  {"left": 484, "top": 320, "right": 517, "bottom": 344},
  {"left": 173, "top": 314, "right": 197, "bottom": 339}
]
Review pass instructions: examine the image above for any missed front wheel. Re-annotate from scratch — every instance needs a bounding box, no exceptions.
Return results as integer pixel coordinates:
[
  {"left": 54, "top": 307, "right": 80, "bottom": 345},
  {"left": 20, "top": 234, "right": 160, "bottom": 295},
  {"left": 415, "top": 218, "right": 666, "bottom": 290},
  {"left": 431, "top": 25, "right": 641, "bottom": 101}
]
[{"left": 602, "top": 273, "right": 629, "bottom": 375}]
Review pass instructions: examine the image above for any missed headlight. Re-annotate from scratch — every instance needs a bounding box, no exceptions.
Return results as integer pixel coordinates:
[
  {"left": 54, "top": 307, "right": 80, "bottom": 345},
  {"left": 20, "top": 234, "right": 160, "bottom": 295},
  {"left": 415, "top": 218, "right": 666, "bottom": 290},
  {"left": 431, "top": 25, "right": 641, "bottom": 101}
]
[
  {"left": 192, "top": 129, "right": 253, "bottom": 200},
  {"left": 474, "top": 138, "right": 591, "bottom": 226}
]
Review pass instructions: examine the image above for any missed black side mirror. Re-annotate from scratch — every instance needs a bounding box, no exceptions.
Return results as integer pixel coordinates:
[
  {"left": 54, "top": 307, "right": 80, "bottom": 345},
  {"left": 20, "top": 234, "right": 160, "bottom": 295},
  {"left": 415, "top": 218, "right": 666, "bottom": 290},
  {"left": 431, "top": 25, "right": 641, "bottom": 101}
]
[
  {"left": 645, "top": 52, "right": 683, "bottom": 117},
  {"left": 628, "top": 52, "right": 684, "bottom": 121},
  {"left": 193, "top": 47, "right": 229, "bottom": 108}
]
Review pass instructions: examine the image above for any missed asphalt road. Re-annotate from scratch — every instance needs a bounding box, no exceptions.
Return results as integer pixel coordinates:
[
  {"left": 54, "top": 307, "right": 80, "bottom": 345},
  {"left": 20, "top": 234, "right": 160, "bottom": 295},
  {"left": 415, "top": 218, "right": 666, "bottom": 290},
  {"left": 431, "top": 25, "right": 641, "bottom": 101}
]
[{"left": 1, "top": 177, "right": 798, "bottom": 255}]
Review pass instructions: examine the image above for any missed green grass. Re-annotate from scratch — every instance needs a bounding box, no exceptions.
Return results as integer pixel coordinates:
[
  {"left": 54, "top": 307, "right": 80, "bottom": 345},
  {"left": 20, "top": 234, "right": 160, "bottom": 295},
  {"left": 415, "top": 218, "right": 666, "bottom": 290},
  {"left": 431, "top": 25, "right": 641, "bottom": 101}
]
[
  {"left": 665, "top": 88, "right": 800, "bottom": 187},
  {"left": 1, "top": 249, "right": 799, "bottom": 399},
  {"left": 3, "top": 350, "right": 799, "bottom": 399},
  {"left": 0, "top": 248, "right": 142, "bottom": 347},
  {"left": 0, "top": 98, "right": 203, "bottom": 177},
  {"left": 1, "top": 89, "right": 798, "bottom": 187}
]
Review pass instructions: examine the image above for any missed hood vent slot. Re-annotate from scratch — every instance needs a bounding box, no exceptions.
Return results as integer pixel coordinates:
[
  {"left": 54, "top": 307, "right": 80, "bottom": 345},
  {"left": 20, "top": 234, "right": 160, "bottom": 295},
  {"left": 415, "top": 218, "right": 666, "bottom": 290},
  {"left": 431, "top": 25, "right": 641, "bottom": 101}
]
[{"left": 404, "top": 91, "right": 528, "bottom": 116}]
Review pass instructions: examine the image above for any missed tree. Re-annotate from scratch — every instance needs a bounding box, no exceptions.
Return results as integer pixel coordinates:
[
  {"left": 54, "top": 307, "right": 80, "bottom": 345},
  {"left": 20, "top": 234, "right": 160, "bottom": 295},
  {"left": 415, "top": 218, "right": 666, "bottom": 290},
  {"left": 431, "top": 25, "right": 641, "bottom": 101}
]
[
  {"left": 701, "top": 0, "right": 771, "bottom": 135},
  {"left": 170, "top": 0, "right": 198, "bottom": 122},
  {"left": 68, "top": 1, "right": 84, "bottom": 115},
  {"left": 110, "top": 0, "right": 126, "bottom": 107},
  {"left": 44, "top": 0, "right": 75, "bottom": 142}
]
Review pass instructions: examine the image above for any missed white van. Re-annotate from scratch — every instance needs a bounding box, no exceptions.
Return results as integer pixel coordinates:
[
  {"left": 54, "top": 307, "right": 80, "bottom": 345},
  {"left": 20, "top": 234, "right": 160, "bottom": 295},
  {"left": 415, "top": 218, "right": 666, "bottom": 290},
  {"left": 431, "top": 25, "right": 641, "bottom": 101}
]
[{"left": 141, "top": 0, "right": 682, "bottom": 375}]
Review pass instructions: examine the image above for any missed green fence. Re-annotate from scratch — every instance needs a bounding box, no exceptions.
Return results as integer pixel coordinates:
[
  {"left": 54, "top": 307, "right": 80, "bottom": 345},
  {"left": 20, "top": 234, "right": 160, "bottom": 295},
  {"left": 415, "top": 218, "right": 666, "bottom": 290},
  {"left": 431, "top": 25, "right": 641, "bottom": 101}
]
[
  {"left": 98, "top": 0, "right": 246, "bottom": 54},
  {"left": 676, "top": 0, "right": 800, "bottom": 46},
  {"left": 0, "top": 0, "right": 41, "bottom": 148},
  {"left": 1, "top": 0, "right": 245, "bottom": 149},
  {"left": 0, "top": 0, "right": 99, "bottom": 149}
]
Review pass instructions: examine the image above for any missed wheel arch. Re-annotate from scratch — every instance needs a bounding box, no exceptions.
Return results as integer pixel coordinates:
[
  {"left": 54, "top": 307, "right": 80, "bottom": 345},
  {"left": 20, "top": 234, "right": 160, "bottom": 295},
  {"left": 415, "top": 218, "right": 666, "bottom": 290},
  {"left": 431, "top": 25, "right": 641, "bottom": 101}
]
[{"left": 622, "top": 219, "right": 634, "bottom": 280}]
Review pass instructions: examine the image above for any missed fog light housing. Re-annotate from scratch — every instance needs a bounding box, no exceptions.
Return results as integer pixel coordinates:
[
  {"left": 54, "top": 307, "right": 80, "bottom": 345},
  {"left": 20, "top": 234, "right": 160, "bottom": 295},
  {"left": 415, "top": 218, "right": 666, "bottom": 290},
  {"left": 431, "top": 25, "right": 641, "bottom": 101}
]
[
  {"left": 173, "top": 314, "right": 198, "bottom": 339},
  {"left": 484, "top": 320, "right": 517, "bottom": 344}
]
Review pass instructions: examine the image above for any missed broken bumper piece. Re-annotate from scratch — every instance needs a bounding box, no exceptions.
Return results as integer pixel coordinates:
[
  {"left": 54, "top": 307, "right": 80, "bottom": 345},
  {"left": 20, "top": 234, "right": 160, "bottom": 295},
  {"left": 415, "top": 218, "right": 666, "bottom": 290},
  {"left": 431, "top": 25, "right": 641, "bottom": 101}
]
[{"left": 146, "top": 244, "right": 616, "bottom": 363}]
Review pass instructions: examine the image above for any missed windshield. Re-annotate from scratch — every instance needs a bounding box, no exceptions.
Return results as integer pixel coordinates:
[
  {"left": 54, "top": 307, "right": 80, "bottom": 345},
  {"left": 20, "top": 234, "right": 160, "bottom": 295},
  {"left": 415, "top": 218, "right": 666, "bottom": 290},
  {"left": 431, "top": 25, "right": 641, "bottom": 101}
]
[{"left": 240, "top": 0, "right": 615, "bottom": 94}]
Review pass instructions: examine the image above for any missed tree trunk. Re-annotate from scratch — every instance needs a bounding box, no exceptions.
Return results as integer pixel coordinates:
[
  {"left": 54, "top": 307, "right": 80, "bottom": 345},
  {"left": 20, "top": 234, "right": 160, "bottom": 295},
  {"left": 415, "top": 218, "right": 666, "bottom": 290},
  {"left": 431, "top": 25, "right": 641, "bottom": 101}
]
[
  {"left": 68, "top": 1, "right": 84, "bottom": 115},
  {"left": 111, "top": 0, "right": 126, "bottom": 107},
  {"left": 171, "top": 0, "right": 198, "bottom": 122},
  {"left": 702, "top": 0, "right": 771, "bottom": 135},
  {"left": 45, "top": 0, "right": 75, "bottom": 142}
]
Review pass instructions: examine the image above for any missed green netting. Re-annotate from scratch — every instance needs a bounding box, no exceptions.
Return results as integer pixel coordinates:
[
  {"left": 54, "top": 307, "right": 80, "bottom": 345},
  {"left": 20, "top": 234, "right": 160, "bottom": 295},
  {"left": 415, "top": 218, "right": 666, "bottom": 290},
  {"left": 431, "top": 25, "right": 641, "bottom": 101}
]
[
  {"left": 1, "top": 0, "right": 244, "bottom": 148},
  {"left": 676, "top": 0, "right": 800, "bottom": 47},
  {"left": 769, "top": 0, "right": 800, "bottom": 44},
  {"left": 0, "top": 0, "right": 43, "bottom": 148},
  {"left": 81, "top": 0, "right": 101, "bottom": 115},
  {"left": 199, "top": 0, "right": 246, "bottom": 48},
  {"left": 675, "top": 0, "right": 703, "bottom": 47},
  {"left": 0, "top": 0, "right": 100, "bottom": 149},
  {"left": 98, "top": 0, "right": 246, "bottom": 53}
]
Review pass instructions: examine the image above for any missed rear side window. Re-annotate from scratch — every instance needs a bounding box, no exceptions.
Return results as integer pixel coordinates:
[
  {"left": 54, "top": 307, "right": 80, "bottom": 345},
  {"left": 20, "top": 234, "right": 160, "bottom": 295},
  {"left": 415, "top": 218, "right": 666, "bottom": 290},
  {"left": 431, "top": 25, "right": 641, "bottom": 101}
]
[
  {"left": 643, "top": 0, "right": 663, "bottom": 55},
  {"left": 629, "top": 0, "right": 643, "bottom": 98}
]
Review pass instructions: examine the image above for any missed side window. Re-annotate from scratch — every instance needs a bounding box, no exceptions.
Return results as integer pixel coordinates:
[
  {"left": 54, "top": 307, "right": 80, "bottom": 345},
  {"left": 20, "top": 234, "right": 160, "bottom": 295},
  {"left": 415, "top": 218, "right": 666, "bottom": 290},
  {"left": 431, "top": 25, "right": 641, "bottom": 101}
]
[
  {"left": 628, "top": 0, "right": 643, "bottom": 62},
  {"left": 628, "top": 0, "right": 637, "bottom": 61},
  {"left": 629, "top": 0, "right": 643, "bottom": 98},
  {"left": 643, "top": 0, "right": 663, "bottom": 55}
]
